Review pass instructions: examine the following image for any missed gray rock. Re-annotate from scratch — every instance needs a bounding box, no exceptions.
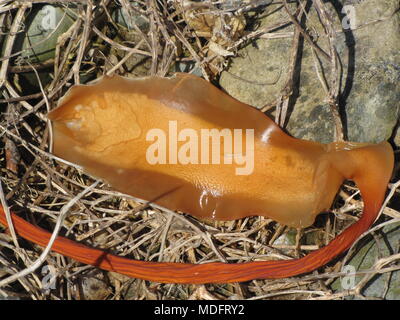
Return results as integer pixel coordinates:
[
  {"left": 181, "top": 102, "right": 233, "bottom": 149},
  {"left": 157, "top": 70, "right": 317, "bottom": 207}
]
[
  {"left": 9, "top": 4, "right": 75, "bottom": 89},
  {"left": 112, "top": 4, "right": 149, "bottom": 31},
  {"left": 14, "top": 4, "right": 75, "bottom": 64},
  {"left": 331, "top": 222, "right": 400, "bottom": 299},
  {"left": 76, "top": 274, "right": 111, "bottom": 300},
  {"left": 220, "top": 0, "right": 400, "bottom": 143}
]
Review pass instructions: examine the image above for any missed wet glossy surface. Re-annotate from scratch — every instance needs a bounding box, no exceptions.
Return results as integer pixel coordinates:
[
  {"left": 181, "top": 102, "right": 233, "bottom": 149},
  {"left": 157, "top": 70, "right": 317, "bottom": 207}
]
[
  {"left": 0, "top": 73, "right": 394, "bottom": 284},
  {"left": 48, "top": 73, "right": 394, "bottom": 228}
]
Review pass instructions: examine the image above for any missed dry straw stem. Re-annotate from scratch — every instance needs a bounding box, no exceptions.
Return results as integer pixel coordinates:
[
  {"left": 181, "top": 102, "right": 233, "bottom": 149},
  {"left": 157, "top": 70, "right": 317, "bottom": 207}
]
[
  {"left": 0, "top": 0, "right": 398, "bottom": 300},
  {"left": 0, "top": 180, "right": 99, "bottom": 288}
]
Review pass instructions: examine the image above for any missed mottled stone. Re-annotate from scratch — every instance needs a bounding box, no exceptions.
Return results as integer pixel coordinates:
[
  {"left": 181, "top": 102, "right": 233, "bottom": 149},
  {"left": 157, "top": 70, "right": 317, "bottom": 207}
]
[
  {"left": 331, "top": 222, "right": 400, "bottom": 299},
  {"left": 76, "top": 273, "right": 111, "bottom": 300},
  {"left": 220, "top": 0, "right": 400, "bottom": 143},
  {"left": 14, "top": 4, "right": 75, "bottom": 64},
  {"left": 8, "top": 4, "right": 75, "bottom": 89}
]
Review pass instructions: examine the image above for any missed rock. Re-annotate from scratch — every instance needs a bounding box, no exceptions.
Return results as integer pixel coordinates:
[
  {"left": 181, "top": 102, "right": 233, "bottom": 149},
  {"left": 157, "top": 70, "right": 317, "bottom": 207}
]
[
  {"left": 75, "top": 273, "right": 111, "bottom": 300},
  {"left": 331, "top": 222, "right": 400, "bottom": 299},
  {"left": 175, "top": 61, "right": 203, "bottom": 77},
  {"left": 220, "top": 0, "right": 400, "bottom": 143},
  {"left": 109, "top": 27, "right": 152, "bottom": 77},
  {"left": 112, "top": 4, "right": 149, "bottom": 31},
  {"left": 9, "top": 4, "right": 75, "bottom": 90},
  {"left": 109, "top": 6, "right": 151, "bottom": 77},
  {"left": 14, "top": 4, "right": 75, "bottom": 64},
  {"left": 272, "top": 230, "right": 296, "bottom": 246}
]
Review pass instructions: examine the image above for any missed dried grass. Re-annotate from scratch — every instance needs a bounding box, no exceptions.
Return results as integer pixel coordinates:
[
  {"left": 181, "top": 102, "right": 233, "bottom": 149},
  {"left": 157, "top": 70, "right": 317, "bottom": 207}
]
[{"left": 0, "top": 0, "right": 399, "bottom": 300}]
